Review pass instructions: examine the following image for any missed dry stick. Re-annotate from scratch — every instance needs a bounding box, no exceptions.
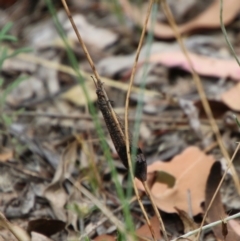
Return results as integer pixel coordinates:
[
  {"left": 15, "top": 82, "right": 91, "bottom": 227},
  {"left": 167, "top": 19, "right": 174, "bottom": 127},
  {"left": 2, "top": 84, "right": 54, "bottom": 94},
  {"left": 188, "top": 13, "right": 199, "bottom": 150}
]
[
  {"left": 61, "top": 0, "right": 155, "bottom": 240},
  {"left": 171, "top": 212, "right": 240, "bottom": 241},
  {"left": 61, "top": 0, "right": 122, "bottom": 142},
  {"left": 124, "top": 1, "right": 168, "bottom": 241},
  {"left": 195, "top": 142, "right": 240, "bottom": 240},
  {"left": 160, "top": 0, "right": 240, "bottom": 195}
]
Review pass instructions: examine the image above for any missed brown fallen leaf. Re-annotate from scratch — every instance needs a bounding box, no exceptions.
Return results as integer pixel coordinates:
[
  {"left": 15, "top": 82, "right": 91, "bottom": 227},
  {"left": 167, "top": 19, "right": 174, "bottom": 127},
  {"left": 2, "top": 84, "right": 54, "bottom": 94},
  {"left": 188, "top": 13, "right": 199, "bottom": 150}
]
[
  {"left": 175, "top": 207, "right": 198, "bottom": 234},
  {"left": 194, "top": 99, "right": 230, "bottom": 119},
  {"left": 221, "top": 83, "right": 240, "bottom": 111},
  {"left": 98, "top": 41, "right": 240, "bottom": 82},
  {"left": 148, "top": 51, "right": 240, "bottom": 81},
  {"left": 135, "top": 146, "right": 216, "bottom": 214},
  {"left": 136, "top": 216, "right": 161, "bottom": 241},
  {"left": 205, "top": 161, "right": 240, "bottom": 241},
  {"left": 228, "top": 219, "right": 240, "bottom": 236},
  {"left": 0, "top": 150, "right": 13, "bottom": 162},
  {"left": 99, "top": 46, "right": 240, "bottom": 86},
  {"left": 121, "top": 0, "right": 240, "bottom": 38}
]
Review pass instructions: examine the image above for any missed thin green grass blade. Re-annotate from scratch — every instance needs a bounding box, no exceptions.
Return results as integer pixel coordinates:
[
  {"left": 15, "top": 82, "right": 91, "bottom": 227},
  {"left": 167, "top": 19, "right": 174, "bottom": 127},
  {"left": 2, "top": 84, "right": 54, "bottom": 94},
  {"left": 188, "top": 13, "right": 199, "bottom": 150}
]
[
  {"left": 220, "top": 0, "right": 240, "bottom": 66},
  {"left": 0, "top": 75, "right": 27, "bottom": 107}
]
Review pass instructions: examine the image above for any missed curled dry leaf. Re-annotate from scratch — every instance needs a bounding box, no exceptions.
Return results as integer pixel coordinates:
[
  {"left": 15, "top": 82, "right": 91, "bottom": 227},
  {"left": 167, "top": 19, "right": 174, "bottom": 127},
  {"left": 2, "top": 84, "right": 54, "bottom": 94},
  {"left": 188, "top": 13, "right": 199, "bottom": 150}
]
[
  {"left": 135, "top": 146, "right": 215, "bottom": 214},
  {"left": 205, "top": 161, "right": 240, "bottom": 241},
  {"left": 121, "top": 0, "right": 240, "bottom": 38},
  {"left": 221, "top": 83, "right": 240, "bottom": 111}
]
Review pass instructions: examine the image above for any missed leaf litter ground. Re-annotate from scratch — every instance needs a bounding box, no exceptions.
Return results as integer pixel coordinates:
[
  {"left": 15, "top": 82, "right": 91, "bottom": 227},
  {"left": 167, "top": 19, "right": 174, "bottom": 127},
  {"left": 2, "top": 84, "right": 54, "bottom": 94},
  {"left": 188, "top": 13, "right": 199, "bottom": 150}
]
[{"left": 0, "top": 0, "right": 240, "bottom": 240}]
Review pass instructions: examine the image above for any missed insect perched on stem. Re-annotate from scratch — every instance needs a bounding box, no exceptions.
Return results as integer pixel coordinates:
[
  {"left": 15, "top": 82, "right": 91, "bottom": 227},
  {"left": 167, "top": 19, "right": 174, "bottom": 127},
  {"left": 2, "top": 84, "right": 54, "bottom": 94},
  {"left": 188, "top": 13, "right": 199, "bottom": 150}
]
[{"left": 94, "top": 78, "right": 147, "bottom": 182}]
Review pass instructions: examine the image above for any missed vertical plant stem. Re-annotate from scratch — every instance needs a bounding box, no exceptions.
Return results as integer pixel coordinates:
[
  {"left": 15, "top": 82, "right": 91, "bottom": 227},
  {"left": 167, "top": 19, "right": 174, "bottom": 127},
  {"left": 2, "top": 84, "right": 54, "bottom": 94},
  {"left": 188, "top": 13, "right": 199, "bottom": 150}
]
[
  {"left": 124, "top": 0, "right": 168, "bottom": 240},
  {"left": 220, "top": 0, "right": 240, "bottom": 66},
  {"left": 143, "top": 181, "right": 169, "bottom": 241}
]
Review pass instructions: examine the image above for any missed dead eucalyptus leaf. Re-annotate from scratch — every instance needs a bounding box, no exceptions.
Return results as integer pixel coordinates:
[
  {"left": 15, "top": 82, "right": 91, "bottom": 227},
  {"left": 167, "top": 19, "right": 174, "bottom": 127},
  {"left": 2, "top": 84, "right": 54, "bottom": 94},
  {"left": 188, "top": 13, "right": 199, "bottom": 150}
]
[
  {"left": 135, "top": 146, "right": 215, "bottom": 214},
  {"left": 149, "top": 51, "right": 240, "bottom": 81},
  {"left": 136, "top": 215, "right": 161, "bottom": 241},
  {"left": 121, "top": 0, "right": 240, "bottom": 38},
  {"left": 98, "top": 44, "right": 240, "bottom": 82},
  {"left": 175, "top": 207, "right": 198, "bottom": 234},
  {"left": 205, "top": 161, "right": 240, "bottom": 241}
]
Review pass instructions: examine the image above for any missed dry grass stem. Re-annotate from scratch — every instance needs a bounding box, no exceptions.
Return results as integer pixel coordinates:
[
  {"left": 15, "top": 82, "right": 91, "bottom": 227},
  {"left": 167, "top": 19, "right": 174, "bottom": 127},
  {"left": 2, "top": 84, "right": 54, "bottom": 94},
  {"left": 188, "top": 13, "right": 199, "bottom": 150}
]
[
  {"left": 160, "top": 0, "right": 240, "bottom": 195},
  {"left": 123, "top": 0, "right": 168, "bottom": 240},
  {"left": 68, "top": 178, "right": 133, "bottom": 240},
  {"left": 61, "top": 0, "right": 100, "bottom": 80},
  {"left": 61, "top": 0, "right": 123, "bottom": 143},
  {"left": 11, "top": 50, "right": 160, "bottom": 98},
  {"left": 143, "top": 181, "right": 169, "bottom": 241}
]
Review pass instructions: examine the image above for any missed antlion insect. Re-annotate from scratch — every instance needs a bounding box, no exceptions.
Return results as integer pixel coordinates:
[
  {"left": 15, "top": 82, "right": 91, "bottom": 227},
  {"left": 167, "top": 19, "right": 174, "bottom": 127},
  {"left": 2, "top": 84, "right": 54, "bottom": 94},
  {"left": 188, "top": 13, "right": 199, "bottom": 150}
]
[{"left": 93, "top": 78, "right": 147, "bottom": 182}]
